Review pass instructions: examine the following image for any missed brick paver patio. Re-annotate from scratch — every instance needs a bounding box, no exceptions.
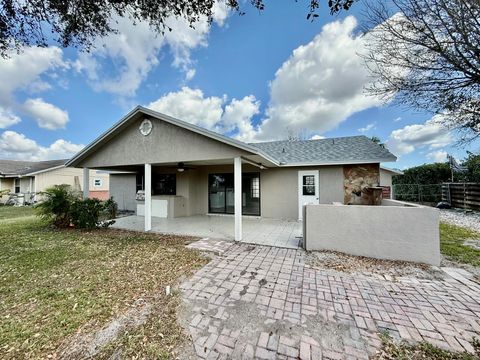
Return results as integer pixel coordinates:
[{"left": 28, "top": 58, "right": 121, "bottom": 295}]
[{"left": 180, "top": 241, "right": 480, "bottom": 359}]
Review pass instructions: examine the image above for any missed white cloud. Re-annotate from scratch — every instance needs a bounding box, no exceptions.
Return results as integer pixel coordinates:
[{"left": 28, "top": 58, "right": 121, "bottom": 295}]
[
  {"left": 0, "top": 107, "right": 21, "bottom": 128},
  {"left": 386, "top": 115, "right": 453, "bottom": 156},
  {"left": 0, "top": 47, "right": 69, "bottom": 131},
  {"left": 146, "top": 87, "right": 260, "bottom": 140},
  {"left": 147, "top": 87, "right": 224, "bottom": 129},
  {"left": 393, "top": 116, "right": 402, "bottom": 122},
  {"left": 0, "top": 131, "right": 83, "bottom": 160},
  {"left": 22, "top": 98, "right": 69, "bottom": 130},
  {"left": 358, "top": 122, "right": 376, "bottom": 133},
  {"left": 76, "top": 4, "right": 229, "bottom": 97},
  {"left": 427, "top": 150, "right": 448, "bottom": 163},
  {"left": 221, "top": 95, "right": 260, "bottom": 141},
  {"left": 310, "top": 134, "right": 326, "bottom": 140},
  {"left": 0, "top": 47, "right": 67, "bottom": 105},
  {"left": 246, "top": 16, "right": 383, "bottom": 141}
]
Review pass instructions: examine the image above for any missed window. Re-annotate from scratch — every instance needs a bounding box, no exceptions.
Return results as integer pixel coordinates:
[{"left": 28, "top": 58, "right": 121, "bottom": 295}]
[
  {"left": 251, "top": 177, "right": 260, "bottom": 198},
  {"left": 153, "top": 174, "right": 176, "bottom": 195},
  {"left": 208, "top": 173, "right": 260, "bottom": 216},
  {"left": 93, "top": 179, "right": 102, "bottom": 187},
  {"left": 14, "top": 178, "right": 20, "bottom": 193},
  {"left": 302, "top": 175, "right": 315, "bottom": 195}
]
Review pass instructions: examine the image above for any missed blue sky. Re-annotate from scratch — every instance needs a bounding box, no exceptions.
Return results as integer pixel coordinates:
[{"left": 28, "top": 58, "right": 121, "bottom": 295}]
[{"left": 0, "top": 0, "right": 477, "bottom": 169}]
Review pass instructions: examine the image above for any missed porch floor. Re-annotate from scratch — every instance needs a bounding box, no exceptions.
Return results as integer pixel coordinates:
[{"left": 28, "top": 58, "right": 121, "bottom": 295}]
[{"left": 112, "top": 215, "right": 302, "bottom": 249}]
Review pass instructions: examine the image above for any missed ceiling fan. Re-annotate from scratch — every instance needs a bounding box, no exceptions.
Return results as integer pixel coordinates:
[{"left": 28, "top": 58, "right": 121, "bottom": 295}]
[{"left": 172, "top": 162, "right": 195, "bottom": 172}]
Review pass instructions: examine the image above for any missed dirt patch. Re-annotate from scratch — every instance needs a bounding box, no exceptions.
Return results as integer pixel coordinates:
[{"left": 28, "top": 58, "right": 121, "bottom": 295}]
[
  {"left": 57, "top": 299, "right": 152, "bottom": 359},
  {"left": 306, "top": 250, "right": 445, "bottom": 281}
]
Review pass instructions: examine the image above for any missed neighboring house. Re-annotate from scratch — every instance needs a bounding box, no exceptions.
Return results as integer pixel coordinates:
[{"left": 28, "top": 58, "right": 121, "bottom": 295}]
[
  {"left": 379, "top": 166, "right": 403, "bottom": 199},
  {"left": 0, "top": 159, "right": 110, "bottom": 203},
  {"left": 66, "top": 106, "right": 397, "bottom": 239}
]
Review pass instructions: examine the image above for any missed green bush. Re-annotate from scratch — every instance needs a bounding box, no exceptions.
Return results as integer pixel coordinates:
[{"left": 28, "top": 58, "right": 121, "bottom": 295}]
[
  {"left": 104, "top": 197, "right": 118, "bottom": 219},
  {"left": 70, "top": 198, "right": 105, "bottom": 230},
  {"left": 35, "top": 185, "right": 79, "bottom": 228},
  {"left": 35, "top": 185, "right": 117, "bottom": 229}
]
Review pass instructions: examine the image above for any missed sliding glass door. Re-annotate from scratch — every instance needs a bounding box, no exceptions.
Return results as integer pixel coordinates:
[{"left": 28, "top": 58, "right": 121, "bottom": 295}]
[{"left": 208, "top": 173, "right": 260, "bottom": 216}]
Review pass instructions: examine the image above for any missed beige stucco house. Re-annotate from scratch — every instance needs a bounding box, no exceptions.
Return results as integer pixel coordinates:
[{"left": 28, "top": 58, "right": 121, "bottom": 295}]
[
  {"left": 0, "top": 159, "right": 109, "bottom": 204},
  {"left": 66, "top": 106, "right": 397, "bottom": 241}
]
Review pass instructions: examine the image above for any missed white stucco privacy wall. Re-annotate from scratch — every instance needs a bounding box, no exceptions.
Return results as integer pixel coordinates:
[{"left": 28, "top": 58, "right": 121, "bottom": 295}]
[{"left": 303, "top": 201, "right": 440, "bottom": 266}]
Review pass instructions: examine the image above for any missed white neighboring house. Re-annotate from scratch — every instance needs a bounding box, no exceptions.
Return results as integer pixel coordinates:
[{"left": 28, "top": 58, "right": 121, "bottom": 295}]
[
  {"left": 0, "top": 159, "right": 110, "bottom": 204},
  {"left": 380, "top": 166, "right": 403, "bottom": 199}
]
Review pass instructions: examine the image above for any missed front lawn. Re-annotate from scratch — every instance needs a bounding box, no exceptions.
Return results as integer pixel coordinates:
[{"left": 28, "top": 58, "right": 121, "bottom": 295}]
[
  {"left": 0, "top": 206, "right": 35, "bottom": 220},
  {"left": 440, "top": 222, "right": 480, "bottom": 267},
  {"left": 0, "top": 215, "right": 207, "bottom": 359}
]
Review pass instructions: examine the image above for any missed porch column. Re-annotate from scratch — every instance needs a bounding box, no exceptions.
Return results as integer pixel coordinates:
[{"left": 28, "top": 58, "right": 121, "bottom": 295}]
[
  {"left": 234, "top": 156, "right": 242, "bottom": 241},
  {"left": 82, "top": 167, "right": 89, "bottom": 199},
  {"left": 144, "top": 163, "right": 152, "bottom": 232}
]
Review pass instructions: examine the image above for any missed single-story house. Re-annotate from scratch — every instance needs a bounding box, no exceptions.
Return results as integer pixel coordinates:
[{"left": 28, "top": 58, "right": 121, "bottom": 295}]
[
  {"left": 0, "top": 159, "right": 110, "bottom": 204},
  {"left": 66, "top": 106, "right": 397, "bottom": 240}
]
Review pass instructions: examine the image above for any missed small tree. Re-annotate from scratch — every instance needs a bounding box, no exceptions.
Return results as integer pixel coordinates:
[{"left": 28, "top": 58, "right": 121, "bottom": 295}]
[
  {"left": 363, "top": 0, "right": 480, "bottom": 142},
  {"left": 35, "top": 185, "right": 79, "bottom": 228}
]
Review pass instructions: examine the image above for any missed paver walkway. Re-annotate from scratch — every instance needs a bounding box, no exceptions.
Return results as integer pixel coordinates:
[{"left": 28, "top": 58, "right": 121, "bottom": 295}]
[{"left": 180, "top": 241, "right": 480, "bottom": 359}]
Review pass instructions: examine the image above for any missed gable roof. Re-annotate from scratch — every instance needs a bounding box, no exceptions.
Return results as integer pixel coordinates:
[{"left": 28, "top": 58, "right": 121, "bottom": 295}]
[
  {"left": 0, "top": 159, "right": 67, "bottom": 177},
  {"left": 66, "top": 106, "right": 397, "bottom": 168},
  {"left": 249, "top": 136, "right": 396, "bottom": 166},
  {"left": 66, "top": 106, "right": 280, "bottom": 167}
]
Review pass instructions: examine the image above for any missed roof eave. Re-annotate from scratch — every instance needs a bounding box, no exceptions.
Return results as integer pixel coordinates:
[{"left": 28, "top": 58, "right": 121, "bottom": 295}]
[
  {"left": 24, "top": 165, "right": 66, "bottom": 176},
  {"left": 278, "top": 157, "right": 397, "bottom": 167}
]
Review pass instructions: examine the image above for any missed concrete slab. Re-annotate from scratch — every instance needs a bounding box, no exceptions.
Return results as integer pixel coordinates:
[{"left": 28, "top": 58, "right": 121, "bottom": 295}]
[{"left": 112, "top": 215, "right": 302, "bottom": 249}]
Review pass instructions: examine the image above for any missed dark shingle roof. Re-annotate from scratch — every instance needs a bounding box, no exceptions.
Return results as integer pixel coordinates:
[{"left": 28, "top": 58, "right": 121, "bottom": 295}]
[
  {"left": 0, "top": 159, "right": 67, "bottom": 176},
  {"left": 249, "top": 136, "right": 396, "bottom": 165}
]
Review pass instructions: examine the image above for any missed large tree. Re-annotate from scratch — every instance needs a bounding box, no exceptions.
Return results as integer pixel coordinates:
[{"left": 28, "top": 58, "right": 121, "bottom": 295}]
[
  {"left": 0, "top": 0, "right": 355, "bottom": 57},
  {"left": 363, "top": 0, "right": 480, "bottom": 142}
]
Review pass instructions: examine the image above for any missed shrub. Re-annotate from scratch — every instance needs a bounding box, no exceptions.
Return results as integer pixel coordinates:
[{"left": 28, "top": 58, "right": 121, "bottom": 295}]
[
  {"left": 35, "top": 185, "right": 79, "bottom": 228},
  {"left": 103, "top": 197, "right": 118, "bottom": 219},
  {"left": 70, "top": 198, "right": 105, "bottom": 230},
  {"left": 35, "top": 185, "right": 117, "bottom": 229}
]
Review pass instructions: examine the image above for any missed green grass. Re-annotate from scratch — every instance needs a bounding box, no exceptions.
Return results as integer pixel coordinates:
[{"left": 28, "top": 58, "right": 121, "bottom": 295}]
[
  {"left": 0, "top": 215, "right": 207, "bottom": 359},
  {"left": 440, "top": 222, "right": 480, "bottom": 267},
  {"left": 0, "top": 206, "right": 35, "bottom": 220}
]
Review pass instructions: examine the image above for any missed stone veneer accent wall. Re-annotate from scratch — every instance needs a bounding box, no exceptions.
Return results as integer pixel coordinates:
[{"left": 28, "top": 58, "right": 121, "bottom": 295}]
[{"left": 343, "top": 164, "right": 380, "bottom": 205}]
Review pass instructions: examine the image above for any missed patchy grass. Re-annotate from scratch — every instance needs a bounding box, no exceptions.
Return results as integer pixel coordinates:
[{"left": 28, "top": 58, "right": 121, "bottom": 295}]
[
  {"left": 375, "top": 333, "right": 480, "bottom": 359},
  {"left": 0, "top": 216, "right": 207, "bottom": 359},
  {"left": 0, "top": 206, "right": 35, "bottom": 220},
  {"left": 440, "top": 222, "right": 480, "bottom": 267}
]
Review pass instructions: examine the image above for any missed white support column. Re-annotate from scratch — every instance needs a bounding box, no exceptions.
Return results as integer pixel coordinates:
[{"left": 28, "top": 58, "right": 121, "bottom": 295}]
[
  {"left": 82, "top": 167, "right": 89, "bottom": 199},
  {"left": 144, "top": 163, "right": 152, "bottom": 232},
  {"left": 234, "top": 157, "right": 242, "bottom": 241}
]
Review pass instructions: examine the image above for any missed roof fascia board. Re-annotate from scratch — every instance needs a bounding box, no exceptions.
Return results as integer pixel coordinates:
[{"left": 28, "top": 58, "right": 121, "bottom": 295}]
[
  {"left": 278, "top": 158, "right": 397, "bottom": 167},
  {"left": 24, "top": 165, "right": 66, "bottom": 176}
]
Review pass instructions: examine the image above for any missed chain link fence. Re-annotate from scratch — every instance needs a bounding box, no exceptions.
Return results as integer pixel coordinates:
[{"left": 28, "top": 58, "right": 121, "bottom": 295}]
[{"left": 392, "top": 184, "right": 442, "bottom": 205}]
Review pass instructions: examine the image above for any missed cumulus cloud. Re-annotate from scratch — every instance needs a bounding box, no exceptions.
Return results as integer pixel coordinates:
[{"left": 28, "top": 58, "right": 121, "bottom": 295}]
[
  {"left": 0, "top": 131, "right": 83, "bottom": 160},
  {"left": 75, "top": 4, "right": 229, "bottom": 97},
  {"left": 427, "top": 150, "right": 448, "bottom": 163},
  {"left": 386, "top": 115, "right": 453, "bottom": 156},
  {"left": 0, "top": 108, "right": 21, "bottom": 128},
  {"left": 146, "top": 87, "right": 260, "bottom": 140},
  {"left": 147, "top": 87, "right": 224, "bottom": 129},
  {"left": 247, "top": 16, "right": 383, "bottom": 141},
  {"left": 0, "top": 47, "right": 69, "bottom": 130},
  {"left": 0, "top": 47, "right": 67, "bottom": 105},
  {"left": 22, "top": 98, "right": 69, "bottom": 130},
  {"left": 358, "top": 122, "right": 376, "bottom": 133}
]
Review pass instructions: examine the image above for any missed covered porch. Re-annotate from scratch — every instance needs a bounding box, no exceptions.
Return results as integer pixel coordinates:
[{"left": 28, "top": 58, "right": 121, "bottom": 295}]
[{"left": 112, "top": 214, "right": 302, "bottom": 249}]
